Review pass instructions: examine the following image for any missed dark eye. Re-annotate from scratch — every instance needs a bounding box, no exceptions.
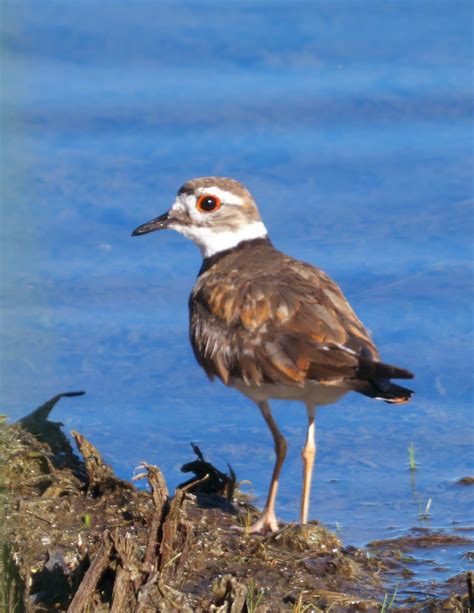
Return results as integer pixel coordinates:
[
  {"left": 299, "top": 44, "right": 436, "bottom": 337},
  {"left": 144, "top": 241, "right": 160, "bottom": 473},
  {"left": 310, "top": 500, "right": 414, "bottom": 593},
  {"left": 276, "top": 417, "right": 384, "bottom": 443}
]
[{"left": 196, "top": 194, "right": 221, "bottom": 213}]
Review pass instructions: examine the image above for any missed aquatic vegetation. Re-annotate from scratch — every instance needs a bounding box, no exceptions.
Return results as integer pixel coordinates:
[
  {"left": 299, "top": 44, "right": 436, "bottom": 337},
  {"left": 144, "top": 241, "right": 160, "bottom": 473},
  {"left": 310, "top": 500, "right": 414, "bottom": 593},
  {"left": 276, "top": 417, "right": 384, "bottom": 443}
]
[
  {"left": 408, "top": 442, "right": 417, "bottom": 471},
  {"left": 380, "top": 582, "right": 399, "bottom": 611}
]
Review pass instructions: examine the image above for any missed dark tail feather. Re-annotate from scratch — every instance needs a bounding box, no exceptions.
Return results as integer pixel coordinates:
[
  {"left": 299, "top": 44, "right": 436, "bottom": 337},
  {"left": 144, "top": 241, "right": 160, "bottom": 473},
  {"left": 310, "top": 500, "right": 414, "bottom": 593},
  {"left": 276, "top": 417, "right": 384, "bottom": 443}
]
[
  {"left": 356, "top": 358, "right": 414, "bottom": 381},
  {"left": 352, "top": 358, "right": 414, "bottom": 403},
  {"left": 352, "top": 378, "right": 414, "bottom": 404}
]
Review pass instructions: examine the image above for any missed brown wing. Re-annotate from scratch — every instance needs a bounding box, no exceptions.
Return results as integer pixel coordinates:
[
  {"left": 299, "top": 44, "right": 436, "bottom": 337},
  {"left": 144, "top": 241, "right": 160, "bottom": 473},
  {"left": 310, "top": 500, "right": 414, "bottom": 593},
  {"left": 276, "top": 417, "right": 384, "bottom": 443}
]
[{"left": 189, "top": 242, "right": 396, "bottom": 390}]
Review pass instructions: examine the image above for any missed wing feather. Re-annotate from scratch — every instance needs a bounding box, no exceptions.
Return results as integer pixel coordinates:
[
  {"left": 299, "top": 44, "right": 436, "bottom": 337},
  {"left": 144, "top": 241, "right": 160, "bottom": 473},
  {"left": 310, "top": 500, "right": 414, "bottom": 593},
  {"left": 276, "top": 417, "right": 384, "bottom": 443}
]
[{"left": 189, "top": 243, "right": 412, "bottom": 397}]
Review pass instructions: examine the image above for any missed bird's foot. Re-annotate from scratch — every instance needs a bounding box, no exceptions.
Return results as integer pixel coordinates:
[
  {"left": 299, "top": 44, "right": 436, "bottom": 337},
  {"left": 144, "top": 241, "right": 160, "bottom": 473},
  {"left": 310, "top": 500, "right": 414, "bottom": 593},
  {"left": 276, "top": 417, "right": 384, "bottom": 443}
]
[{"left": 247, "top": 509, "right": 279, "bottom": 535}]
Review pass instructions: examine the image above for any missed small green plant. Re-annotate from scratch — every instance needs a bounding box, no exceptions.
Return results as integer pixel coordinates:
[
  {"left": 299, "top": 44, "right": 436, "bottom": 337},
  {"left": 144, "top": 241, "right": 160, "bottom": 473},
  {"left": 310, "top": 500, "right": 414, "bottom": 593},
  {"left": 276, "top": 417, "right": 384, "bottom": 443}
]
[
  {"left": 83, "top": 514, "right": 91, "bottom": 528},
  {"left": 408, "top": 443, "right": 417, "bottom": 470},
  {"left": 237, "top": 507, "right": 253, "bottom": 534},
  {"left": 245, "top": 578, "right": 264, "bottom": 612},
  {"left": 380, "top": 581, "right": 399, "bottom": 611}
]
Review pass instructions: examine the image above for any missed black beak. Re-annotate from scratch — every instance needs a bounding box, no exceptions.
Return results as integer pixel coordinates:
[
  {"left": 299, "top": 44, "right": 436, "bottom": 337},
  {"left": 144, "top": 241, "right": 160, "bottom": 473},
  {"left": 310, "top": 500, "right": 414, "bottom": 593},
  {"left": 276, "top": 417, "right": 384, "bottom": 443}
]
[{"left": 131, "top": 212, "right": 170, "bottom": 236}]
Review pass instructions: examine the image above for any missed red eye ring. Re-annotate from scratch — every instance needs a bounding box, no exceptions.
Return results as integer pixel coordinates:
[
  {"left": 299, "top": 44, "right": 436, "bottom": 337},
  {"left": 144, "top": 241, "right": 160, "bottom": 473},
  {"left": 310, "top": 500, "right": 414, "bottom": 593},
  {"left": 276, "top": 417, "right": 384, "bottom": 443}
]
[{"left": 196, "top": 194, "right": 221, "bottom": 213}]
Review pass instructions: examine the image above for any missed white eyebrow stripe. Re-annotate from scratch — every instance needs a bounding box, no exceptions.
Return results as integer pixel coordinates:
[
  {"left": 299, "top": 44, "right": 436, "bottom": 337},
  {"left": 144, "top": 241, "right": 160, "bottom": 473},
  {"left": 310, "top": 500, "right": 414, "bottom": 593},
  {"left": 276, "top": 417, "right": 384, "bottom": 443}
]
[{"left": 198, "top": 186, "right": 244, "bottom": 205}]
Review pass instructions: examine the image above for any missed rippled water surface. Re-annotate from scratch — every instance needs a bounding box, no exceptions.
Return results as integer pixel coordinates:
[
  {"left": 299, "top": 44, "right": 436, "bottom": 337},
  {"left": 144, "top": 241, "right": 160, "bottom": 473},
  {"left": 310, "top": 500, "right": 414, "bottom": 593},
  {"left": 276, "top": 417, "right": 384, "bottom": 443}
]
[{"left": 2, "top": 0, "right": 473, "bottom": 581}]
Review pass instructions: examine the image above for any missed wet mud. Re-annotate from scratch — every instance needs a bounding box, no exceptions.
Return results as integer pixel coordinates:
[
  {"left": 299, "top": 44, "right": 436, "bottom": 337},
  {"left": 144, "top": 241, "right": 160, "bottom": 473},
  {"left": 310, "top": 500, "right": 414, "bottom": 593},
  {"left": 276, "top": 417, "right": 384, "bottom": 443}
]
[{"left": 1, "top": 394, "right": 472, "bottom": 612}]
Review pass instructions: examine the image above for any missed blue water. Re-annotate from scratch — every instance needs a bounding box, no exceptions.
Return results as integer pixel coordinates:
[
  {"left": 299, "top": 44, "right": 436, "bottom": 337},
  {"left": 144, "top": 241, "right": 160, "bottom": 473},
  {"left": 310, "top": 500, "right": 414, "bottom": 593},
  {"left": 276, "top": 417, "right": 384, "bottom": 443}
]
[{"left": 1, "top": 0, "right": 473, "bottom": 577}]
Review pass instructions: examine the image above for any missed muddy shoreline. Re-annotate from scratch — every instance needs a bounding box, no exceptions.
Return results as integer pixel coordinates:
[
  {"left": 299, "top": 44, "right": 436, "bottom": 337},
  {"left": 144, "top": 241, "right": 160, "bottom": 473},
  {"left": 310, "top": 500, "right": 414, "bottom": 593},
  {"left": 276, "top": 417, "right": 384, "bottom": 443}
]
[{"left": 1, "top": 393, "right": 472, "bottom": 612}]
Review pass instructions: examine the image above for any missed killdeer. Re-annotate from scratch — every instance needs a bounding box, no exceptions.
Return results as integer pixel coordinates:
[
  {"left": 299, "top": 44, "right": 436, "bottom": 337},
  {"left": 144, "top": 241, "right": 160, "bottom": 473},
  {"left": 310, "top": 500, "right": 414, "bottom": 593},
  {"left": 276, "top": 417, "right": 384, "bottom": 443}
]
[{"left": 132, "top": 177, "right": 414, "bottom": 534}]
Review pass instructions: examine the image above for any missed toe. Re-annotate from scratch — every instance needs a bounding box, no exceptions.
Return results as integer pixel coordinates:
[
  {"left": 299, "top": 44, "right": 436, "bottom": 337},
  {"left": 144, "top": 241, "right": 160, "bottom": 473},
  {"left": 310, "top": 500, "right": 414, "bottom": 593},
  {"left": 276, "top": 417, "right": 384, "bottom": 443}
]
[{"left": 248, "top": 512, "right": 279, "bottom": 535}]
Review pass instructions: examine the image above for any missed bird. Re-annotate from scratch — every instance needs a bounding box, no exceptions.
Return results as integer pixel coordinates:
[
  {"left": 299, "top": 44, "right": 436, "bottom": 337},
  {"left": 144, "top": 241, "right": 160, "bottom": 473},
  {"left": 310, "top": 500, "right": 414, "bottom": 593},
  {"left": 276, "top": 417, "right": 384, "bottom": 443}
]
[{"left": 132, "top": 176, "right": 414, "bottom": 534}]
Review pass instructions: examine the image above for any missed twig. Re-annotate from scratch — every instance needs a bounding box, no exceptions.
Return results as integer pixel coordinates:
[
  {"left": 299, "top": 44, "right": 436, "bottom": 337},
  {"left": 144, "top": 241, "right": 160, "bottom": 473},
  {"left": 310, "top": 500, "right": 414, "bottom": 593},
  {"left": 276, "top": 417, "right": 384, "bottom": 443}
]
[
  {"left": 159, "top": 489, "right": 192, "bottom": 583},
  {"left": 67, "top": 531, "right": 113, "bottom": 612},
  {"left": 25, "top": 510, "right": 53, "bottom": 525},
  {"left": 133, "top": 462, "right": 169, "bottom": 572},
  {"left": 110, "top": 531, "right": 140, "bottom": 612},
  {"left": 71, "top": 430, "right": 126, "bottom": 496},
  {"left": 467, "top": 571, "right": 473, "bottom": 611}
]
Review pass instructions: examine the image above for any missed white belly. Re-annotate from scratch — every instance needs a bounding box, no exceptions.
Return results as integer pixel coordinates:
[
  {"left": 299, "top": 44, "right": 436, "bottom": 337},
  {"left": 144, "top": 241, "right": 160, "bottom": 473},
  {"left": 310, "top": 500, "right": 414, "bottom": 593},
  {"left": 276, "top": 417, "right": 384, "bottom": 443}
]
[{"left": 230, "top": 378, "right": 348, "bottom": 406}]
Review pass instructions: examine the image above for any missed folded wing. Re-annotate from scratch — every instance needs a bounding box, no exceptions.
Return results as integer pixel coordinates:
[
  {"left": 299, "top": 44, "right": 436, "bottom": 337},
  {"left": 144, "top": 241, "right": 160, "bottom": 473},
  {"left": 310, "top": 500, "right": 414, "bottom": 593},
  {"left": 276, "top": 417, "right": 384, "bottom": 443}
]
[{"left": 190, "top": 248, "right": 413, "bottom": 403}]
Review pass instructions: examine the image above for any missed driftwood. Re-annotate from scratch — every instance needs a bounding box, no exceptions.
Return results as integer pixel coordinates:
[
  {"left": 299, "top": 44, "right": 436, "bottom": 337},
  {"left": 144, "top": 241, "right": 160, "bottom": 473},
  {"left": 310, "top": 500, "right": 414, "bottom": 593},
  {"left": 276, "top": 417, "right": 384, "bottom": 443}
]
[
  {"left": 67, "top": 532, "right": 113, "bottom": 612},
  {"left": 133, "top": 462, "right": 169, "bottom": 573},
  {"left": 1, "top": 393, "right": 472, "bottom": 612}
]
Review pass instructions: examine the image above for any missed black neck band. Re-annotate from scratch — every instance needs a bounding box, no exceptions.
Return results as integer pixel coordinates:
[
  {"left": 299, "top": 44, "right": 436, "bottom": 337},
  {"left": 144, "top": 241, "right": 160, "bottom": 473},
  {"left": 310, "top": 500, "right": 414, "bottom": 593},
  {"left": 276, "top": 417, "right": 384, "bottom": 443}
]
[{"left": 197, "top": 237, "right": 273, "bottom": 277}]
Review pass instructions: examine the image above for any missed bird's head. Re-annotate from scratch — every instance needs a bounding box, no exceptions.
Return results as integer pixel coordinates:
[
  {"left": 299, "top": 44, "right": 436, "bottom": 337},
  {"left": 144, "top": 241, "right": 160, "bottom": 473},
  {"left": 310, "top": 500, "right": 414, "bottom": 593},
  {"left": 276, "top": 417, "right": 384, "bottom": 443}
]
[{"left": 131, "top": 177, "right": 268, "bottom": 257}]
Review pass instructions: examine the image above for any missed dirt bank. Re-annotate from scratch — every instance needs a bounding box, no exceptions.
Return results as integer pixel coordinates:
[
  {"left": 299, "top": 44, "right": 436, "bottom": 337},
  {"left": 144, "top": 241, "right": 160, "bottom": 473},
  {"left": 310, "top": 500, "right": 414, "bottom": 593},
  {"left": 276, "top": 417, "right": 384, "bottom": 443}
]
[{"left": 1, "top": 393, "right": 472, "bottom": 612}]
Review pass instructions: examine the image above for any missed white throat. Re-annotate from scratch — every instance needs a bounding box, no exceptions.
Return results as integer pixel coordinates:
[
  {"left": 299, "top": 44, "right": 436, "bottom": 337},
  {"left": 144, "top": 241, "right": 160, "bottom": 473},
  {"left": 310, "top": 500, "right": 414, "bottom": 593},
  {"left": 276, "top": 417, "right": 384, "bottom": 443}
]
[{"left": 176, "top": 221, "right": 268, "bottom": 258}]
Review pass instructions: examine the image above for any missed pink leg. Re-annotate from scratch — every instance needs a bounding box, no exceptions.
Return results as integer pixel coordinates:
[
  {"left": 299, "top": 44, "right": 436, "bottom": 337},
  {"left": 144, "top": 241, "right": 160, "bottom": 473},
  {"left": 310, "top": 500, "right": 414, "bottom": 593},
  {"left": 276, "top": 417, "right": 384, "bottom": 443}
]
[
  {"left": 249, "top": 400, "right": 287, "bottom": 534},
  {"left": 300, "top": 404, "right": 316, "bottom": 525}
]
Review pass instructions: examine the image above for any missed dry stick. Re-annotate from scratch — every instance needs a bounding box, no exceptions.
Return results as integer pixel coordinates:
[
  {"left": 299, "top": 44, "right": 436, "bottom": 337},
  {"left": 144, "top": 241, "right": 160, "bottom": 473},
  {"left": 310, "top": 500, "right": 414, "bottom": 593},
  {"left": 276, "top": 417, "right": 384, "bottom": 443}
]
[
  {"left": 25, "top": 510, "right": 53, "bottom": 525},
  {"left": 134, "top": 465, "right": 175, "bottom": 609},
  {"left": 133, "top": 463, "right": 169, "bottom": 573},
  {"left": 158, "top": 488, "right": 193, "bottom": 583},
  {"left": 67, "top": 531, "right": 113, "bottom": 613},
  {"left": 467, "top": 571, "right": 474, "bottom": 611},
  {"left": 159, "top": 489, "right": 186, "bottom": 573},
  {"left": 71, "top": 430, "right": 118, "bottom": 495},
  {"left": 144, "top": 465, "right": 169, "bottom": 571},
  {"left": 110, "top": 566, "right": 133, "bottom": 613},
  {"left": 136, "top": 478, "right": 192, "bottom": 605},
  {"left": 135, "top": 572, "right": 160, "bottom": 613},
  {"left": 110, "top": 531, "right": 139, "bottom": 613}
]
